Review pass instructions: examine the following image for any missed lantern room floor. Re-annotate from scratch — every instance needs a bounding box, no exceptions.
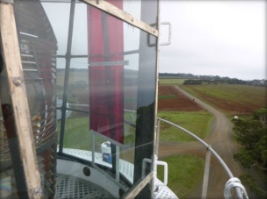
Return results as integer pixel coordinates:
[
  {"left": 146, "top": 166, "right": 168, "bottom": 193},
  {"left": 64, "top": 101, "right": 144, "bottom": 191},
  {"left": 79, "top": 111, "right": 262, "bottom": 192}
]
[
  {"left": 56, "top": 148, "right": 178, "bottom": 199},
  {"left": 55, "top": 174, "right": 113, "bottom": 199}
]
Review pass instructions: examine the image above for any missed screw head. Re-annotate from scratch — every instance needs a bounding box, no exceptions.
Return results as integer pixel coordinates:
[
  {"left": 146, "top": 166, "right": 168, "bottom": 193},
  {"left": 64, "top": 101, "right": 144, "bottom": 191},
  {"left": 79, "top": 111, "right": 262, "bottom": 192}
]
[{"left": 13, "top": 77, "right": 22, "bottom": 86}]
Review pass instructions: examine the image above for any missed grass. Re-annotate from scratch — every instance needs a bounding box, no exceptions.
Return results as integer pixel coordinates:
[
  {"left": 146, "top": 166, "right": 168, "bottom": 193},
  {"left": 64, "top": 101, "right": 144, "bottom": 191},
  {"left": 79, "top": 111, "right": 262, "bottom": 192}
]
[
  {"left": 58, "top": 112, "right": 137, "bottom": 150},
  {"left": 158, "top": 111, "right": 212, "bottom": 142},
  {"left": 157, "top": 155, "right": 204, "bottom": 199},
  {"left": 181, "top": 84, "right": 266, "bottom": 103},
  {"left": 159, "top": 78, "right": 187, "bottom": 85},
  {"left": 58, "top": 116, "right": 91, "bottom": 150}
]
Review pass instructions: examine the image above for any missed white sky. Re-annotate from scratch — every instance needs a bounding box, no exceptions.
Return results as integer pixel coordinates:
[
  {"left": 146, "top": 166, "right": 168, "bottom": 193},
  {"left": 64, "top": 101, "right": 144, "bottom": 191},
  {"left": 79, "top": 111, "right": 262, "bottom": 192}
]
[
  {"left": 159, "top": 1, "right": 266, "bottom": 80},
  {"left": 43, "top": 1, "right": 266, "bottom": 80}
]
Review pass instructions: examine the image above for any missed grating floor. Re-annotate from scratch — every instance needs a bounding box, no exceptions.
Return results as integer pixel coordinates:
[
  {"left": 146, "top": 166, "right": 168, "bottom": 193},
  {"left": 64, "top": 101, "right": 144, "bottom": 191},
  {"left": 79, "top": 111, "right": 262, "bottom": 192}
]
[
  {"left": 55, "top": 175, "right": 114, "bottom": 199},
  {"left": 56, "top": 148, "right": 178, "bottom": 199}
]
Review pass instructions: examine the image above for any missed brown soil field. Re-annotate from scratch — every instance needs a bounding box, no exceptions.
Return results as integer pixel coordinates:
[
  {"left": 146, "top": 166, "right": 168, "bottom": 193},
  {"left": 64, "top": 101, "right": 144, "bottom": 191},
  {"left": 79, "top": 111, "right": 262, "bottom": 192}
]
[
  {"left": 72, "top": 87, "right": 137, "bottom": 110},
  {"left": 189, "top": 91, "right": 264, "bottom": 115},
  {"left": 181, "top": 85, "right": 267, "bottom": 115},
  {"left": 158, "top": 86, "right": 204, "bottom": 111},
  {"left": 71, "top": 86, "right": 205, "bottom": 112}
]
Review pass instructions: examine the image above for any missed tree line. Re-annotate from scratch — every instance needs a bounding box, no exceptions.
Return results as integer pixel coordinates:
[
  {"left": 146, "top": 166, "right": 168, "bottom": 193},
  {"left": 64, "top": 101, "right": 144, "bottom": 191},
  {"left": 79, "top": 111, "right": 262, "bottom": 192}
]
[{"left": 159, "top": 73, "right": 267, "bottom": 86}]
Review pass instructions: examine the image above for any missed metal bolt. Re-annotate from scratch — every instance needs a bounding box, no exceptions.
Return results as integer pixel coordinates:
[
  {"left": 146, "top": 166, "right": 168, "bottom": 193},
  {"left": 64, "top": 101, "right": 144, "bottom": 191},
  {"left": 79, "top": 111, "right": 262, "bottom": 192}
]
[
  {"left": 32, "top": 187, "right": 43, "bottom": 196},
  {"left": 13, "top": 77, "right": 22, "bottom": 86}
]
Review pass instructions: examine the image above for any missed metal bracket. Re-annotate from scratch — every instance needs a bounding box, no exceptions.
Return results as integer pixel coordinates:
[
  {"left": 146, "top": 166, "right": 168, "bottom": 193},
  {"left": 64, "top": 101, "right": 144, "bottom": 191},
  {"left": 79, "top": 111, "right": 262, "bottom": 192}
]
[
  {"left": 142, "top": 158, "right": 168, "bottom": 186},
  {"left": 224, "top": 177, "right": 249, "bottom": 199},
  {"left": 160, "top": 22, "right": 172, "bottom": 46}
]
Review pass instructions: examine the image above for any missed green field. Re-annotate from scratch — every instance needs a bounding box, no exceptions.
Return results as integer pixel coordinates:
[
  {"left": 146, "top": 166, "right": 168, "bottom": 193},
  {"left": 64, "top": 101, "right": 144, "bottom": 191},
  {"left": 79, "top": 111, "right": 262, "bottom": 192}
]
[
  {"left": 58, "top": 112, "right": 137, "bottom": 150},
  {"left": 60, "top": 111, "right": 212, "bottom": 147},
  {"left": 58, "top": 116, "right": 91, "bottom": 150},
  {"left": 158, "top": 111, "right": 212, "bottom": 142},
  {"left": 159, "top": 78, "right": 187, "bottom": 85},
  {"left": 157, "top": 155, "right": 204, "bottom": 199},
  {"left": 57, "top": 75, "right": 214, "bottom": 198}
]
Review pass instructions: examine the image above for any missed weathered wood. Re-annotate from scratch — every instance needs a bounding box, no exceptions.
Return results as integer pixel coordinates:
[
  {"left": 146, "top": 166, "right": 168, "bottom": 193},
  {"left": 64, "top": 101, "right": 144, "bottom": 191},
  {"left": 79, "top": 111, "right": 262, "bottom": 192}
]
[
  {"left": 82, "top": 0, "right": 159, "bottom": 37},
  {"left": 0, "top": 3, "right": 43, "bottom": 199},
  {"left": 123, "top": 172, "right": 153, "bottom": 199}
]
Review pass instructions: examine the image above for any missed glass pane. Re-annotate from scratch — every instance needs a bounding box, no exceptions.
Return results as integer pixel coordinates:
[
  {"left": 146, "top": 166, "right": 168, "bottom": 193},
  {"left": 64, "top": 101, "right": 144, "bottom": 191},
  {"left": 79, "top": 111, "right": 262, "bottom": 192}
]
[
  {"left": 44, "top": 0, "right": 158, "bottom": 196},
  {"left": 71, "top": 4, "right": 88, "bottom": 55},
  {"left": 56, "top": 58, "right": 66, "bottom": 103},
  {"left": 42, "top": 2, "right": 71, "bottom": 55},
  {"left": 65, "top": 58, "right": 89, "bottom": 111},
  {"left": 0, "top": 104, "right": 19, "bottom": 198},
  {"left": 0, "top": 1, "right": 58, "bottom": 198},
  {"left": 63, "top": 111, "right": 90, "bottom": 150}
]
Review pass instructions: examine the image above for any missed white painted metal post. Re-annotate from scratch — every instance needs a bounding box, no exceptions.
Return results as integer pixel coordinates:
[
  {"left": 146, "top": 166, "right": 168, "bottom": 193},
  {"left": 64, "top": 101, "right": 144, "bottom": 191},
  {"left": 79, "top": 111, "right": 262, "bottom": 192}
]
[
  {"left": 202, "top": 149, "right": 211, "bottom": 199},
  {"left": 91, "top": 132, "right": 95, "bottom": 165},
  {"left": 116, "top": 145, "right": 120, "bottom": 181},
  {"left": 156, "top": 119, "right": 160, "bottom": 156}
]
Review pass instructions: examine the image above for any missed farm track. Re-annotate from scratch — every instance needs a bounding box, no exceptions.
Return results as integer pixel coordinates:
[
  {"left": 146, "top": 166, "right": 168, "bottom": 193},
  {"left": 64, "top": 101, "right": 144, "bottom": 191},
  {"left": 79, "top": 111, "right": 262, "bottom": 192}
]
[{"left": 158, "top": 86, "right": 253, "bottom": 199}]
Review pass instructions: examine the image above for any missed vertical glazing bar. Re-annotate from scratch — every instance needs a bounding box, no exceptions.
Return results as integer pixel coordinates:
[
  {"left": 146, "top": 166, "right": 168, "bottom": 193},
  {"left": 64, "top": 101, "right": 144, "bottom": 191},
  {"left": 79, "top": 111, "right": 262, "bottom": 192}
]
[
  {"left": 151, "top": 0, "right": 161, "bottom": 197},
  {"left": 156, "top": 119, "right": 160, "bottom": 156},
  {"left": 59, "top": 0, "right": 75, "bottom": 153},
  {"left": 202, "top": 149, "right": 211, "bottom": 199},
  {"left": 92, "top": 132, "right": 95, "bottom": 164},
  {"left": 116, "top": 145, "right": 120, "bottom": 181}
]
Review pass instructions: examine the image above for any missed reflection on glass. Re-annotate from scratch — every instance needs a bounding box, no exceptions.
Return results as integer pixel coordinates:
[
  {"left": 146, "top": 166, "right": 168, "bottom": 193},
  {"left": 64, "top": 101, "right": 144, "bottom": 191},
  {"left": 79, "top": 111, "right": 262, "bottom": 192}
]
[
  {"left": 56, "top": 58, "right": 66, "bottom": 103},
  {"left": 63, "top": 112, "right": 90, "bottom": 150},
  {"left": 50, "top": 0, "right": 157, "bottom": 194},
  {"left": 67, "top": 58, "right": 89, "bottom": 111},
  {"left": 0, "top": 1, "right": 58, "bottom": 198},
  {"left": 71, "top": 3, "right": 88, "bottom": 55},
  {"left": 42, "top": 2, "right": 71, "bottom": 55}
]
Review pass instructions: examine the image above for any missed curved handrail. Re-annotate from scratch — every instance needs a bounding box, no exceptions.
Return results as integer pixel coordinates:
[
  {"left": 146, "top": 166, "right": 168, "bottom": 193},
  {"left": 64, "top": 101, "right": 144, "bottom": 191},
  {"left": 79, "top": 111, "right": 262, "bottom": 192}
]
[
  {"left": 157, "top": 117, "right": 233, "bottom": 178},
  {"left": 157, "top": 117, "right": 249, "bottom": 199}
]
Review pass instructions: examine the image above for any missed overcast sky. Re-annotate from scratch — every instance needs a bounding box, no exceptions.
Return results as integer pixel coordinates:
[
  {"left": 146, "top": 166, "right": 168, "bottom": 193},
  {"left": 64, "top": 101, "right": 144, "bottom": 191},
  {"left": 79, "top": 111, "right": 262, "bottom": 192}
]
[{"left": 159, "top": 1, "right": 266, "bottom": 80}]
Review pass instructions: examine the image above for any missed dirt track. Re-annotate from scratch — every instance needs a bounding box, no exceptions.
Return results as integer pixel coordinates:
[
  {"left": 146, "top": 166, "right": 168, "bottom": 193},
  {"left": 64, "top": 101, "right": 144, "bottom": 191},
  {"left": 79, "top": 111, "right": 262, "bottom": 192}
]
[{"left": 158, "top": 86, "right": 250, "bottom": 199}]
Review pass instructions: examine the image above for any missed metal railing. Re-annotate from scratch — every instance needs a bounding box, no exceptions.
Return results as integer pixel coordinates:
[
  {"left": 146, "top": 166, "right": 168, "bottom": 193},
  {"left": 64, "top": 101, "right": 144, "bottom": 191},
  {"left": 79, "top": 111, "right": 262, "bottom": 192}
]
[{"left": 156, "top": 117, "right": 249, "bottom": 199}]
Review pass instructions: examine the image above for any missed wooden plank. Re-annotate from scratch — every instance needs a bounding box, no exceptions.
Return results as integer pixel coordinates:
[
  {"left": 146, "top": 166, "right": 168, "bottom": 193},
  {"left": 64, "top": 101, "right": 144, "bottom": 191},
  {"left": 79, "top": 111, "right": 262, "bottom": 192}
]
[
  {"left": 81, "top": 0, "right": 159, "bottom": 37},
  {"left": 123, "top": 172, "right": 153, "bottom": 199},
  {"left": 0, "top": 3, "right": 43, "bottom": 199}
]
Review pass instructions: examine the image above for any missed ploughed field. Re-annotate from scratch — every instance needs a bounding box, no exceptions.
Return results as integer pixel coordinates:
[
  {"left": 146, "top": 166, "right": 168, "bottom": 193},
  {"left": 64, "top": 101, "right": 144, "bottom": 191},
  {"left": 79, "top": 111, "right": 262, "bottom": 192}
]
[
  {"left": 158, "top": 86, "right": 203, "bottom": 111},
  {"left": 180, "top": 84, "right": 267, "bottom": 115}
]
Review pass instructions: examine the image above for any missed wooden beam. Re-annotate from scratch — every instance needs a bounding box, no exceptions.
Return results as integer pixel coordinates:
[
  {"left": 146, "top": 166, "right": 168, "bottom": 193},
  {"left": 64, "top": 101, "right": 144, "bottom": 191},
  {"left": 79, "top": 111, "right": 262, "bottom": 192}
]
[
  {"left": 81, "top": 0, "right": 159, "bottom": 37},
  {"left": 122, "top": 172, "right": 153, "bottom": 199},
  {"left": 0, "top": 2, "right": 43, "bottom": 199}
]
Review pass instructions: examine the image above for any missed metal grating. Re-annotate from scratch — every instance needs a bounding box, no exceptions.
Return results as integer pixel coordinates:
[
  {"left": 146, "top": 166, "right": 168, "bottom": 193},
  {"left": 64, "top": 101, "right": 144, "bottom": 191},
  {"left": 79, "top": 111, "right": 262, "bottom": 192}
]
[
  {"left": 59, "top": 148, "right": 179, "bottom": 198},
  {"left": 55, "top": 175, "right": 114, "bottom": 199},
  {"left": 154, "top": 179, "right": 178, "bottom": 199}
]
